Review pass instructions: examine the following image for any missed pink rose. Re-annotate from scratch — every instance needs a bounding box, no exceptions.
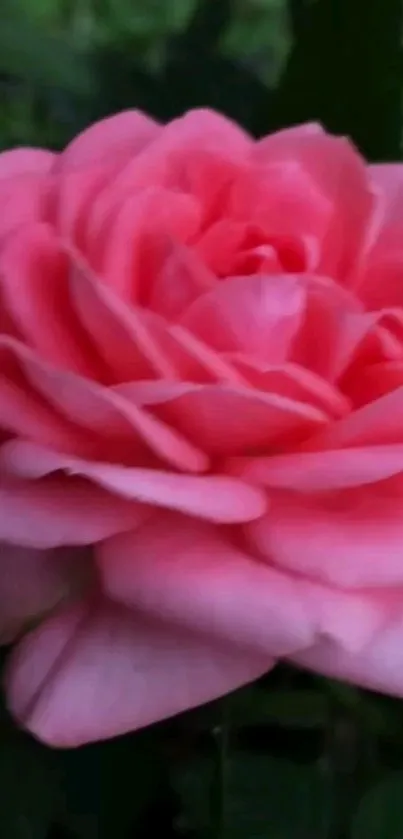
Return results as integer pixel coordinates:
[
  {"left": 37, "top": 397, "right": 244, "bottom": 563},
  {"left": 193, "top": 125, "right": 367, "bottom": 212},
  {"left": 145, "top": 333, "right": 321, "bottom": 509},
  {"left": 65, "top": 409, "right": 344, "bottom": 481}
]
[{"left": 2, "top": 109, "right": 403, "bottom": 746}]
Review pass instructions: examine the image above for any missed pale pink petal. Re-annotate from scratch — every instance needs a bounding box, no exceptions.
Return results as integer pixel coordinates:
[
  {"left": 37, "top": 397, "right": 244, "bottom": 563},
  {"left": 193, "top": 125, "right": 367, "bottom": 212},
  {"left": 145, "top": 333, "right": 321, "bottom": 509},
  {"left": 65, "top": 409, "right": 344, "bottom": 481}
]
[
  {"left": 98, "top": 511, "right": 386, "bottom": 658},
  {"left": 0, "top": 475, "right": 148, "bottom": 548},
  {"left": 0, "top": 543, "right": 89, "bottom": 644},
  {"left": 291, "top": 602, "right": 403, "bottom": 697},
  {"left": 0, "top": 148, "right": 55, "bottom": 178},
  {"left": 247, "top": 481, "right": 403, "bottom": 587},
  {"left": 180, "top": 274, "right": 306, "bottom": 362},
  {"left": 0, "top": 440, "right": 266, "bottom": 524},
  {"left": 5, "top": 596, "right": 271, "bottom": 746},
  {"left": 57, "top": 111, "right": 160, "bottom": 171}
]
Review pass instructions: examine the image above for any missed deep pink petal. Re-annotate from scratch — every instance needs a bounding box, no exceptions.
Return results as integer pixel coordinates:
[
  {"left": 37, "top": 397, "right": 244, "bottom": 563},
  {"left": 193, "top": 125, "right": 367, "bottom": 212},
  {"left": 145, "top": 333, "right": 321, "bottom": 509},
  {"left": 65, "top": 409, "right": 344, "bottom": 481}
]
[
  {"left": 349, "top": 361, "right": 403, "bottom": 407},
  {"left": 0, "top": 474, "right": 148, "bottom": 548},
  {"left": 0, "top": 440, "right": 266, "bottom": 524},
  {"left": 5, "top": 596, "right": 271, "bottom": 746},
  {"left": 247, "top": 480, "right": 403, "bottom": 587}
]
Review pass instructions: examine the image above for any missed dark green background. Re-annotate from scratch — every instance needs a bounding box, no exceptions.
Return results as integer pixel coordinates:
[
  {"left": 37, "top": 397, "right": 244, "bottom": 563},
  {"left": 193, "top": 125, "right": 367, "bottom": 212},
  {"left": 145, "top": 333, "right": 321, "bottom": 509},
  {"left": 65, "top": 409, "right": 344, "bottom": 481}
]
[{"left": 1, "top": 1, "right": 403, "bottom": 836}]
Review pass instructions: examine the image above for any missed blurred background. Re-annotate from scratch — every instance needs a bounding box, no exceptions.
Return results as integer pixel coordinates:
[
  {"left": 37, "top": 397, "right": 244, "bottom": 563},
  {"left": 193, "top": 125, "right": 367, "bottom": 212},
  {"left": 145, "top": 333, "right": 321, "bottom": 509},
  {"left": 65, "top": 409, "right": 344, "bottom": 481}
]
[{"left": 1, "top": 0, "right": 402, "bottom": 160}]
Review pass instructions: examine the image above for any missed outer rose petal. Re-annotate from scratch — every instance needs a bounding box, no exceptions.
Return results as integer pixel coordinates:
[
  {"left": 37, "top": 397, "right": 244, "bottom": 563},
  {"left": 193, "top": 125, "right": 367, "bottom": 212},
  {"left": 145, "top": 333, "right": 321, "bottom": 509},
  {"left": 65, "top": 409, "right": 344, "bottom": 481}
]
[
  {"left": 98, "top": 512, "right": 389, "bottom": 657},
  {"left": 291, "top": 601, "right": 403, "bottom": 697},
  {"left": 230, "top": 446, "right": 403, "bottom": 491},
  {"left": 56, "top": 111, "right": 160, "bottom": 171},
  {"left": 5, "top": 597, "right": 271, "bottom": 746},
  {"left": 247, "top": 481, "right": 403, "bottom": 588},
  {"left": 0, "top": 148, "right": 55, "bottom": 178},
  {"left": 0, "top": 543, "right": 88, "bottom": 644},
  {"left": 1, "top": 440, "right": 266, "bottom": 524},
  {"left": 0, "top": 476, "right": 149, "bottom": 548}
]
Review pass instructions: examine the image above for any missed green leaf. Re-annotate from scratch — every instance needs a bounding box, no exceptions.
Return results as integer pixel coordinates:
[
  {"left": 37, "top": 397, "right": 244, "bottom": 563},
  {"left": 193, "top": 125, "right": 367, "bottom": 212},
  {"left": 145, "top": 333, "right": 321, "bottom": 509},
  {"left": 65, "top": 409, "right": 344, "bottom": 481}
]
[{"left": 352, "top": 774, "right": 403, "bottom": 839}]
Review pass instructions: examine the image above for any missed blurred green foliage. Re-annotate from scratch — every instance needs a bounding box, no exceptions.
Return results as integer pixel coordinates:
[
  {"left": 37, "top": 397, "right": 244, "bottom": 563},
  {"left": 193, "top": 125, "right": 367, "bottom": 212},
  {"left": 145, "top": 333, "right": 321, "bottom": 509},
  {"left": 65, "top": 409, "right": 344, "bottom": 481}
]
[{"left": 0, "top": 0, "right": 289, "bottom": 149}]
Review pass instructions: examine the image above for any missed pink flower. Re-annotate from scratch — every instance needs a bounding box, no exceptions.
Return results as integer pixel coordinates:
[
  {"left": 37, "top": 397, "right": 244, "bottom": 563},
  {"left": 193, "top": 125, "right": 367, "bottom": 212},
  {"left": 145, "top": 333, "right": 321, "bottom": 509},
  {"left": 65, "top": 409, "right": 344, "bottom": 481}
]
[{"left": 2, "top": 109, "right": 403, "bottom": 746}]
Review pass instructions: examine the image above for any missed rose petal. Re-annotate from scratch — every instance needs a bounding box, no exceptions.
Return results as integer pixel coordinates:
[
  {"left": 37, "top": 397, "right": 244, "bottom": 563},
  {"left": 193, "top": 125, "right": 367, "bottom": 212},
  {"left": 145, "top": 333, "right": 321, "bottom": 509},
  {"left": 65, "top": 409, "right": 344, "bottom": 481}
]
[
  {"left": 5, "top": 596, "right": 271, "bottom": 746},
  {"left": 0, "top": 174, "right": 48, "bottom": 239},
  {"left": 181, "top": 274, "right": 306, "bottom": 362},
  {"left": 149, "top": 242, "right": 216, "bottom": 320},
  {"left": 57, "top": 110, "right": 160, "bottom": 172},
  {"left": 0, "top": 224, "right": 102, "bottom": 377},
  {"left": 226, "top": 356, "right": 349, "bottom": 418},
  {"left": 229, "top": 445, "right": 403, "bottom": 491},
  {"left": 68, "top": 248, "right": 178, "bottom": 380},
  {"left": 355, "top": 164, "right": 403, "bottom": 307},
  {"left": 0, "top": 148, "right": 55, "bottom": 178},
  {"left": 0, "top": 543, "right": 87, "bottom": 644},
  {"left": 253, "top": 129, "right": 371, "bottom": 278},
  {"left": 247, "top": 480, "right": 403, "bottom": 587},
  {"left": 117, "top": 379, "right": 328, "bottom": 454},
  {"left": 96, "top": 189, "right": 200, "bottom": 299},
  {"left": 0, "top": 440, "right": 266, "bottom": 524},
  {"left": 291, "top": 602, "right": 403, "bottom": 697},
  {"left": 98, "top": 511, "right": 387, "bottom": 657},
  {"left": 0, "top": 475, "right": 148, "bottom": 547},
  {"left": 304, "top": 385, "right": 403, "bottom": 449},
  {"left": 0, "top": 337, "right": 208, "bottom": 472},
  {"left": 0, "top": 346, "right": 92, "bottom": 454}
]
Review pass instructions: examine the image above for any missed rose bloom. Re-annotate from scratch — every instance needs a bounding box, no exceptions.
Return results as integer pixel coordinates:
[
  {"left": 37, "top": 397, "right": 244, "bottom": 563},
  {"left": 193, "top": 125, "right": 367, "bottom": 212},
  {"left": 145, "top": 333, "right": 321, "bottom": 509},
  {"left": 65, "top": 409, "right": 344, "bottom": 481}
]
[{"left": 2, "top": 109, "right": 403, "bottom": 746}]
